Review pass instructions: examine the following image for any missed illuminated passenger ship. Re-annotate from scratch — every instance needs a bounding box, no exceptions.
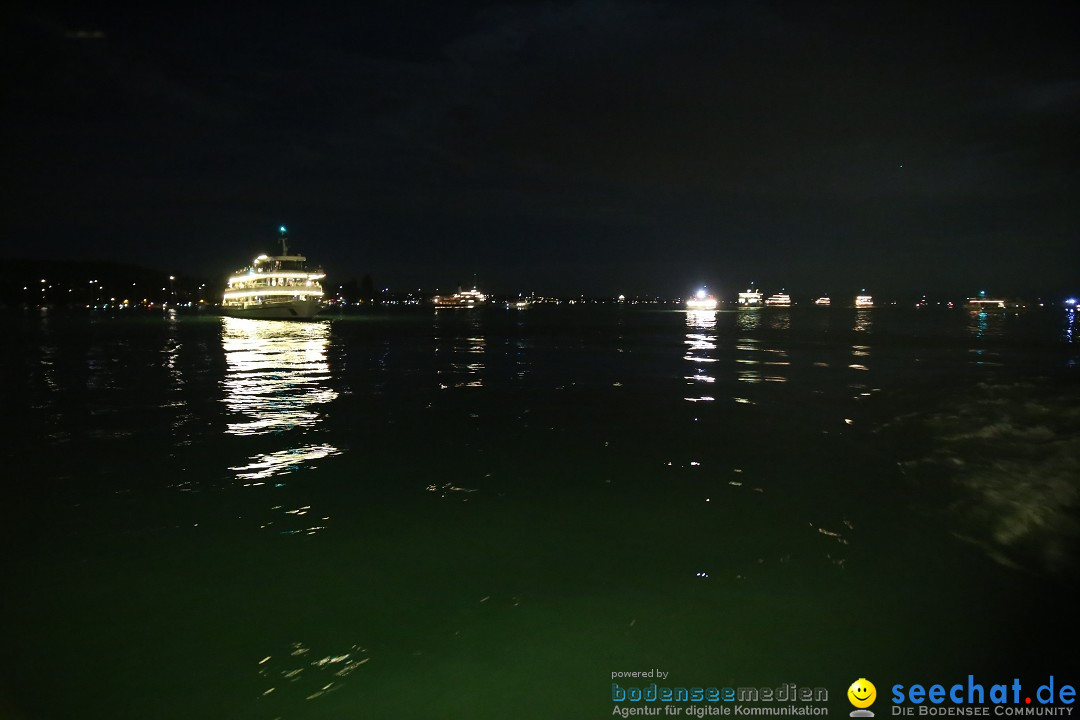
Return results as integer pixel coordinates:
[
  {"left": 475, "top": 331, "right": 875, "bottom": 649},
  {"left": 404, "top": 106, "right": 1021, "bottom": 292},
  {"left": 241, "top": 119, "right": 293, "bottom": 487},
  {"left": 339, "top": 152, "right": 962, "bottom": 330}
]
[
  {"left": 737, "top": 289, "right": 763, "bottom": 306},
  {"left": 222, "top": 226, "right": 326, "bottom": 320},
  {"left": 764, "top": 292, "right": 791, "bottom": 306}
]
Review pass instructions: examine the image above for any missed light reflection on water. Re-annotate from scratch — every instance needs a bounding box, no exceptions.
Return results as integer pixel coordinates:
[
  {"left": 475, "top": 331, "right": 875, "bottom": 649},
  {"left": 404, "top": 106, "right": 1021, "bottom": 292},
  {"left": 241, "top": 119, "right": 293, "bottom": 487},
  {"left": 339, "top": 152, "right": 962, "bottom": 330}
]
[
  {"left": 511, "top": 309, "right": 532, "bottom": 380},
  {"left": 38, "top": 343, "right": 59, "bottom": 395},
  {"left": 221, "top": 318, "right": 338, "bottom": 436},
  {"left": 164, "top": 308, "right": 182, "bottom": 377},
  {"left": 733, "top": 309, "right": 790, "bottom": 381},
  {"left": 434, "top": 312, "right": 486, "bottom": 388},
  {"left": 849, "top": 343, "right": 871, "bottom": 373},
  {"left": 220, "top": 317, "right": 341, "bottom": 485},
  {"left": 683, "top": 310, "right": 717, "bottom": 402},
  {"left": 229, "top": 444, "right": 340, "bottom": 483},
  {"left": 735, "top": 339, "right": 789, "bottom": 384},
  {"left": 965, "top": 307, "right": 1015, "bottom": 341},
  {"left": 735, "top": 307, "right": 761, "bottom": 331},
  {"left": 254, "top": 640, "right": 370, "bottom": 704},
  {"left": 163, "top": 309, "right": 195, "bottom": 438},
  {"left": 764, "top": 308, "right": 790, "bottom": 331},
  {"left": 853, "top": 308, "right": 873, "bottom": 333},
  {"left": 969, "top": 309, "right": 991, "bottom": 338},
  {"left": 966, "top": 310, "right": 1006, "bottom": 366}
]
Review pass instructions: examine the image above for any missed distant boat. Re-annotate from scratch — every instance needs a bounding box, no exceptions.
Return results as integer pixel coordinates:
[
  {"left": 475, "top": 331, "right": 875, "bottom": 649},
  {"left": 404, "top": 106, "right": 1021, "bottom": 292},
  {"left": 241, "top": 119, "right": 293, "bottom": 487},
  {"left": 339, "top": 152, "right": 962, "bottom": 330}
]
[
  {"left": 814, "top": 297, "right": 831, "bottom": 306},
  {"left": 737, "top": 290, "right": 763, "bottom": 307},
  {"left": 855, "top": 295, "right": 874, "bottom": 308},
  {"left": 764, "top": 292, "right": 792, "bottom": 307},
  {"left": 507, "top": 298, "right": 532, "bottom": 309},
  {"left": 433, "top": 287, "right": 487, "bottom": 309},
  {"left": 686, "top": 289, "right": 718, "bottom": 310},
  {"left": 965, "top": 297, "right": 1006, "bottom": 310},
  {"left": 221, "top": 227, "right": 325, "bottom": 320}
]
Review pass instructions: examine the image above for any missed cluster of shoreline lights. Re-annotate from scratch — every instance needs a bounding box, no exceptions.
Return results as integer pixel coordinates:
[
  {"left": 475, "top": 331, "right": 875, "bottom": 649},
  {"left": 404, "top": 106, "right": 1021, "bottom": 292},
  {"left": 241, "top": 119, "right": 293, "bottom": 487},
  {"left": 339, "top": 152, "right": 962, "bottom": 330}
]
[{"left": 685, "top": 288, "right": 875, "bottom": 309}]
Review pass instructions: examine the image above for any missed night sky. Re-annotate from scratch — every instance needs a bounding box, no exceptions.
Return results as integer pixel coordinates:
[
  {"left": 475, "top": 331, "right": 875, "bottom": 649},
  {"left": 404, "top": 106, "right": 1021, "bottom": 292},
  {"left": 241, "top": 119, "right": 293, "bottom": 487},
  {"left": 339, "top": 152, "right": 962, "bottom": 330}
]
[{"left": 4, "top": 1, "right": 1078, "bottom": 296}]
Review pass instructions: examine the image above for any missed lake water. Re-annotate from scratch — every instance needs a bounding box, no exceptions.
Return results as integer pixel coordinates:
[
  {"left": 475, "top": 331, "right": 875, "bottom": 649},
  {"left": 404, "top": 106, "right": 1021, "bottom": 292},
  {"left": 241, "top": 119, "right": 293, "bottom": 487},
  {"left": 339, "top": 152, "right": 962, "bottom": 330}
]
[{"left": 2, "top": 305, "right": 1077, "bottom": 719}]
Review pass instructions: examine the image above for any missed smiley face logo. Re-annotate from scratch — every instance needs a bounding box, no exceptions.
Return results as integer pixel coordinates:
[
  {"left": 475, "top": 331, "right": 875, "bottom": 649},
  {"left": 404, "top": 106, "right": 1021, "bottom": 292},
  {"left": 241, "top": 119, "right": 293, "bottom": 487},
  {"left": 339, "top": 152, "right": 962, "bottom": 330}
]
[{"left": 848, "top": 678, "right": 877, "bottom": 710}]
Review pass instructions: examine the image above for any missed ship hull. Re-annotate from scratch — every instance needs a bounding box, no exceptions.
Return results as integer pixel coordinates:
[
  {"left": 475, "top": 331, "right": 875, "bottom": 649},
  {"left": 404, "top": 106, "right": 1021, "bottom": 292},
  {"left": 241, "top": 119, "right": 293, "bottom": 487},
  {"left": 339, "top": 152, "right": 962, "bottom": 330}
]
[{"left": 221, "top": 299, "right": 324, "bottom": 320}]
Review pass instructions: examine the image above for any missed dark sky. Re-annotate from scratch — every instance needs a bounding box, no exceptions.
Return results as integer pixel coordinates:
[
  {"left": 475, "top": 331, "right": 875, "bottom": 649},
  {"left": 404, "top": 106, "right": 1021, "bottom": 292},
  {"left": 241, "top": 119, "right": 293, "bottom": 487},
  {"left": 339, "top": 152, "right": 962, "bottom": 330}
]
[{"left": 3, "top": 1, "right": 1078, "bottom": 295}]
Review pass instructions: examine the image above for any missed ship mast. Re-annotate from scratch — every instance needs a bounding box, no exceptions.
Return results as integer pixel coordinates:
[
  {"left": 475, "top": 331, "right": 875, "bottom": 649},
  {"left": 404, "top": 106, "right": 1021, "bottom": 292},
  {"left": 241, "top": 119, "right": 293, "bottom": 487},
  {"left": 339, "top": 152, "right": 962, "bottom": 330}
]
[{"left": 279, "top": 225, "right": 289, "bottom": 256}]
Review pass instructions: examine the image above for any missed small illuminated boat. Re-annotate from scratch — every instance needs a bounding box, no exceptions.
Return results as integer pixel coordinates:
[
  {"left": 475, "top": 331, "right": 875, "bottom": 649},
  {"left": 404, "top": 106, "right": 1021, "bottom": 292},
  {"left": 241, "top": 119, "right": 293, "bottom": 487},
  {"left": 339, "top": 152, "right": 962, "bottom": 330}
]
[
  {"left": 855, "top": 295, "right": 874, "bottom": 308},
  {"left": 814, "top": 297, "right": 831, "bottom": 306}
]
